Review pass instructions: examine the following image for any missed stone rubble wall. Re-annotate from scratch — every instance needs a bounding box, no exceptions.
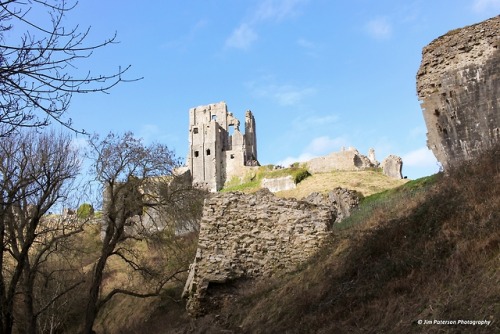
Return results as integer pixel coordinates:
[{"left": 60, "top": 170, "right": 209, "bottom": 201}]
[
  {"left": 417, "top": 15, "right": 500, "bottom": 169},
  {"left": 182, "top": 188, "right": 359, "bottom": 316},
  {"left": 306, "top": 148, "right": 375, "bottom": 173}
]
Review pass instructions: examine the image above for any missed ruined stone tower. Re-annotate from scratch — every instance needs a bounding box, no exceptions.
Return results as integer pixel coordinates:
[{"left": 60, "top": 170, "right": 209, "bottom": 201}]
[{"left": 186, "top": 102, "right": 258, "bottom": 192}]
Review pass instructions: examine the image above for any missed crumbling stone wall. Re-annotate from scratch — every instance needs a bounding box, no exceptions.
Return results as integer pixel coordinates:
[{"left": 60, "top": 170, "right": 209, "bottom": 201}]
[
  {"left": 417, "top": 15, "right": 500, "bottom": 169},
  {"left": 306, "top": 147, "right": 375, "bottom": 173},
  {"left": 261, "top": 175, "right": 296, "bottom": 192},
  {"left": 182, "top": 188, "right": 359, "bottom": 316},
  {"left": 381, "top": 155, "right": 403, "bottom": 179}
]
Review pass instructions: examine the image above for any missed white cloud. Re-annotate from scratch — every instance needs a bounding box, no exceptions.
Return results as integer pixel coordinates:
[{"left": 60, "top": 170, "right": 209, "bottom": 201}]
[
  {"left": 225, "top": 23, "right": 258, "bottom": 50},
  {"left": 276, "top": 152, "right": 316, "bottom": 167},
  {"left": 273, "top": 85, "right": 316, "bottom": 105},
  {"left": 365, "top": 17, "right": 392, "bottom": 39},
  {"left": 163, "top": 19, "right": 208, "bottom": 51},
  {"left": 296, "top": 37, "right": 322, "bottom": 57},
  {"left": 402, "top": 147, "right": 438, "bottom": 168},
  {"left": 226, "top": 0, "right": 308, "bottom": 50},
  {"left": 302, "top": 115, "right": 339, "bottom": 126},
  {"left": 275, "top": 135, "right": 346, "bottom": 167},
  {"left": 408, "top": 126, "right": 427, "bottom": 139},
  {"left": 247, "top": 81, "right": 316, "bottom": 105},
  {"left": 70, "top": 136, "right": 89, "bottom": 151},
  {"left": 472, "top": 0, "right": 500, "bottom": 12},
  {"left": 255, "top": 0, "right": 308, "bottom": 22},
  {"left": 305, "top": 136, "right": 346, "bottom": 155}
]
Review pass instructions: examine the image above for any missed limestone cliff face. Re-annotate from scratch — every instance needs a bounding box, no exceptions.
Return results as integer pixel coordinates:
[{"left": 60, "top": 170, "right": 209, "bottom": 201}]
[{"left": 417, "top": 16, "right": 500, "bottom": 169}]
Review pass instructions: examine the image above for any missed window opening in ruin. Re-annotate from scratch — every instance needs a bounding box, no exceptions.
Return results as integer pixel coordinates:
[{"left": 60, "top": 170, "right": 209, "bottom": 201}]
[
  {"left": 193, "top": 127, "right": 198, "bottom": 134},
  {"left": 211, "top": 115, "right": 217, "bottom": 121},
  {"left": 230, "top": 154, "right": 235, "bottom": 159},
  {"left": 206, "top": 149, "right": 211, "bottom": 156},
  {"left": 228, "top": 124, "right": 235, "bottom": 135},
  {"left": 194, "top": 151, "right": 199, "bottom": 157}
]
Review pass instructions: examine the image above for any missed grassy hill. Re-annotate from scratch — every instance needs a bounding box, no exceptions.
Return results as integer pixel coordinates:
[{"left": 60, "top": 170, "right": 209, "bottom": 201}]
[
  {"left": 96, "top": 148, "right": 499, "bottom": 333},
  {"left": 181, "top": 147, "right": 499, "bottom": 333},
  {"left": 222, "top": 164, "right": 408, "bottom": 198}
]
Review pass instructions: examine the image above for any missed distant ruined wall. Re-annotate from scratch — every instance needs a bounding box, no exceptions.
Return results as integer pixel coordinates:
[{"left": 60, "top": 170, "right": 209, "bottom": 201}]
[
  {"left": 381, "top": 155, "right": 403, "bottom": 179},
  {"left": 305, "top": 147, "right": 403, "bottom": 179},
  {"left": 261, "top": 175, "right": 296, "bottom": 192},
  {"left": 182, "top": 188, "right": 359, "bottom": 316},
  {"left": 417, "top": 16, "right": 500, "bottom": 169},
  {"left": 306, "top": 148, "right": 376, "bottom": 173}
]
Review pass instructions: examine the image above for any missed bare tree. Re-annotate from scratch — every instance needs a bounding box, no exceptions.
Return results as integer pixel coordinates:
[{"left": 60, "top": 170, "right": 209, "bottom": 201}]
[
  {"left": 84, "top": 132, "right": 199, "bottom": 333},
  {"left": 0, "top": 0, "right": 136, "bottom": 136},
  {"left": 0, "top": 130, "right": 81, "bottom": 334}
]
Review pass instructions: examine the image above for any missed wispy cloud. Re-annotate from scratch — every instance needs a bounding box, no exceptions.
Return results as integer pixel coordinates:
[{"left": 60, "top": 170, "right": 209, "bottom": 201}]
[
  {"left": 276, "top": 135, "right": 347, "bottom": 166},
  {"left": 365, "top": 17, "right": 392, "bottom": 39},
  {"left": 472, "top": 0, "right": 500, "bottom": 12},
  {"left": 254, "top": 0, "right": 307, "bottom": 22},
  {"left": 296, "top": 37, "right": 322, "bottom": 57},
  {"left": 225, "top": 23, "right": 258, "bottom": 50},
  {"left": 70, "top": 136, "right": 89, "bottom": 151},
  {"left": 289, "top": 114, "right": 339, "bottom": 133},
  {"left": 305, "top": 136, "right": 347, "bottom": 155},
  {"left": 163, "top": 19, "right": 208, "bottom": 51},
  {"left": 226, "top": 0, "right": 308, "bottom": 50},
  {"left": 247, "top": 80, "right": 316, "bottom": 106},
  {"left": 402, "top": 147, "right": 438, "bottom": 168}
]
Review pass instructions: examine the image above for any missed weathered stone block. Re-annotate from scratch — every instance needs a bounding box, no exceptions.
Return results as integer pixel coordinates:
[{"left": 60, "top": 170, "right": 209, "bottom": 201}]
[{"left": 417, "top": 15, "right": 500, "bottom": 169}]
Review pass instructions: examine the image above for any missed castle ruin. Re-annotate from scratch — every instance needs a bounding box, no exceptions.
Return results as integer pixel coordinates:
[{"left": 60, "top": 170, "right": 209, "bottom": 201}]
[
  {"left": 417, "top": 15, "right": 500, "bottom": 169},
  {"left": 187, "top": 102, "right": 258, "bottom": 192}
]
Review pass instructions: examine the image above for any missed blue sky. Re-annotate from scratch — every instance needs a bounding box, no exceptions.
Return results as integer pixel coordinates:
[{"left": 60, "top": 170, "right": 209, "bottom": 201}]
[{"left": 62, "top": 0, "right": 500, "bottom": 179}]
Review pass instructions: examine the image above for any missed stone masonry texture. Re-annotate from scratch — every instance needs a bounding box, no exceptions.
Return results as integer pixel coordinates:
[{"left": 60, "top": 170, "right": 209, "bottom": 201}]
[
  {"left": 417, "top": 15, "right": 500, "bottom": 169},
  {"left": 182, "top": 188, "right": 359, "bottom": 316}
]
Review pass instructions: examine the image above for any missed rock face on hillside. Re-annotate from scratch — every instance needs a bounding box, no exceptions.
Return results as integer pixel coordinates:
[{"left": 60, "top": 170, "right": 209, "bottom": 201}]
[
  {"left": 182, "top": 188, "right": 359, "bottom": 316},
  {"left": 417, "top": 15, "right": 500, "bottom": 169}
]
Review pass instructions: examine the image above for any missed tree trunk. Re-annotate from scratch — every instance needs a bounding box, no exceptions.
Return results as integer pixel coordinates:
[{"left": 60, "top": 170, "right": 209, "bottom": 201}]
[
  {"left": 83, "top": 223, "right": 119, "bottom": 334},
  {"left": 84, "top": 254, "right": 108, "bottom": 334},
  {"left": 23, "top": 262, "right": 37, "bottom": 334}
]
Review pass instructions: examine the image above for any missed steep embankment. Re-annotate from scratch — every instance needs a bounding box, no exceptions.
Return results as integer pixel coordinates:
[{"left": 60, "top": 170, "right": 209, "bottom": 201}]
[{"left": 186, "top": 146, "right": 499, "bottom": 334}]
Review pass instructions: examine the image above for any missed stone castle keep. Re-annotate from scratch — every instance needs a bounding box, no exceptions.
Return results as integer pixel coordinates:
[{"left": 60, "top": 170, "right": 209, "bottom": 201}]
[{"left": 187, "top": 102, "right": 258, "bottom": 192}]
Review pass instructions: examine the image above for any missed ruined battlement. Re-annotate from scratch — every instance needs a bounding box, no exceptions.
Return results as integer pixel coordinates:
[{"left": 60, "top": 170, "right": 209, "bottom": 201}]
[{"left": 186, "top": 102, "right": 258, "bottom": 192}]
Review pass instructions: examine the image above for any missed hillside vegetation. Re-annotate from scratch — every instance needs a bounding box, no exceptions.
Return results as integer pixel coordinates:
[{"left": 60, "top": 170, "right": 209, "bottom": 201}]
[
  {"left": 96, "top": 147, "right": 498, "bottom": 333},
  {"left": 178, "top": 146, "right": 499, "bottom": 333},
  {"left": 222, "top": 164, "right": 408, "bottom": 198}
]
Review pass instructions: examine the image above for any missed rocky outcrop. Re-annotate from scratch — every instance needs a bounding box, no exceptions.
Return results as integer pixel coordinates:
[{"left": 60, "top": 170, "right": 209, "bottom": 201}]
[
  {"left": 417, "top": 15, "right": 500, "bottom": 169},
  {"left": 182, "top": 188, "right": 359, "bottom": 316}
]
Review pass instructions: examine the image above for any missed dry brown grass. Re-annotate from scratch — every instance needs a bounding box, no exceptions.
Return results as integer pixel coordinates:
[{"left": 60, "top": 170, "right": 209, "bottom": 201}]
[
  {"left": 185, "top": 146, "right": 500, "bottom": 334},
  {"left": 277, "top": 170, "right": 408, "bottom": 198}
]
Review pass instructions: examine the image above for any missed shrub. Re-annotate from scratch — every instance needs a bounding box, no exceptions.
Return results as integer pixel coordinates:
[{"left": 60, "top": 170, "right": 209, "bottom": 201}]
[
  {"left": 290, "top": 168, "right": 311, "bottom": 184},
  {"left": 77, "top": 203, "right": 94, "bottom": 219}
]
